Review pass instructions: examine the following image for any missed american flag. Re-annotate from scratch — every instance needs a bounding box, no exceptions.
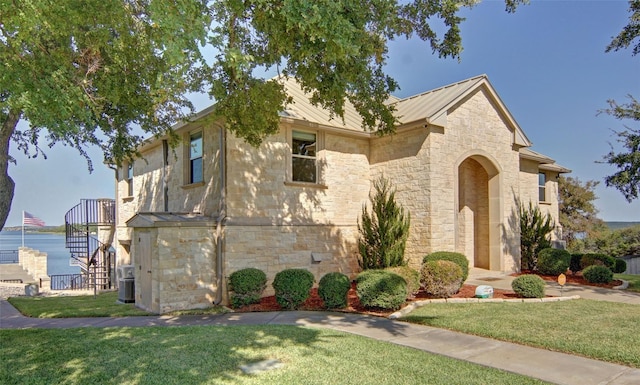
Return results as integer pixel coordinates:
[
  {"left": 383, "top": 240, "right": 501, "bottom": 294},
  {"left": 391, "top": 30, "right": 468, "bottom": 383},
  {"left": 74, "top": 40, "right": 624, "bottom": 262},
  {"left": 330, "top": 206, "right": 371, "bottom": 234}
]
[{"left": 23, "top": 211, "right": 45, "bottom": 227}]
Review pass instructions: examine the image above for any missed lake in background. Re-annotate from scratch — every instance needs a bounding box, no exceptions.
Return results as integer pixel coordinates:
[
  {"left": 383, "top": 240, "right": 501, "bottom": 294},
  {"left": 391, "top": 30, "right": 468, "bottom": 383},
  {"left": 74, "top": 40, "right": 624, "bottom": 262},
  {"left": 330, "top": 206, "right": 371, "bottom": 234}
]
[{"left": 0, "top": 230, "right": 79, "bottom": 276}]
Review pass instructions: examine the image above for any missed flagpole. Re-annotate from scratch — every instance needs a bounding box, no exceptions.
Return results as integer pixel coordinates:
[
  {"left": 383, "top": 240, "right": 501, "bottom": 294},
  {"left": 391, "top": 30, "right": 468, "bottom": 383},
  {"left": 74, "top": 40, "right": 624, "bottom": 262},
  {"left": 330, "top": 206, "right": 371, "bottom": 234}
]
[{"left": 21, "top": 210, "right": 25, "bottom": 247}]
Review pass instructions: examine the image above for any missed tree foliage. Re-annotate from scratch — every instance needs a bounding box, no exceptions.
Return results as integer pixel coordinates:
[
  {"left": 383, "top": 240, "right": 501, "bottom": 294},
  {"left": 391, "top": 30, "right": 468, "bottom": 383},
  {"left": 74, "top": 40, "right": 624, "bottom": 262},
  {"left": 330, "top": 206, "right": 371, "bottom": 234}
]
[
  {"left": 519, "top": 202, "right": 554, "bottom": 271},
  {"left": 558, "top": 176, "right": 606, "bottom": 249},
  {"left": 0, "top": 0, "right": 527, "bottom": 230},
  {"left": 573, "top": 224, "right": 640, "bottom": 257},
  {"left": 358, "top": 176, "right": 410, "bottom": 269},
  {"left": 601, "top": 0, "right": 640, "bottom": 202}
]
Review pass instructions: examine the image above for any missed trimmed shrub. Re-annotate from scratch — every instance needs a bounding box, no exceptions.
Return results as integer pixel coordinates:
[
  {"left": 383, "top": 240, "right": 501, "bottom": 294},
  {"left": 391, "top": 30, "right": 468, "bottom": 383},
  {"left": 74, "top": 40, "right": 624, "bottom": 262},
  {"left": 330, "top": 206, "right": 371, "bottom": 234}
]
[
  {"left": 356, "top": 270, "right": 407, "bottom": 310},
  {"left": 582, "top": 265, "right": 613, "bottom": 284},
  {"left": 613, "top": 258, "right": 628, "bottom": 274},
  {"left": 423, "top": 251, "right": 469, "bottom": 283},
  {"left": 570, "top": 253, "right": 583, "bottom": 274},
  {"left": 385, "top": 266, "right": 420, "bottom": 298},
  {"left": 228, "top": 268, "right": 267, "bottom": 308},
  {"left": 420, "top": 260, "right": 463, "bottom": 298},
  {"left": 536, "top": 248, "right": 570, "bottom": 275},
  {"left": 511, "top": 274, "right": 546, "bottom": 298},
  {"left": 580, "top": 253, "right": 616, "bottom": 270},
  {"left": 318, "top": 272, "right": 351, "bottom": 309},
  {"left": 272, "top": 269, "right": 315, "bottom": 310},
  {"left": 520, "top": 202, "right": 554, "bottom": 271}
]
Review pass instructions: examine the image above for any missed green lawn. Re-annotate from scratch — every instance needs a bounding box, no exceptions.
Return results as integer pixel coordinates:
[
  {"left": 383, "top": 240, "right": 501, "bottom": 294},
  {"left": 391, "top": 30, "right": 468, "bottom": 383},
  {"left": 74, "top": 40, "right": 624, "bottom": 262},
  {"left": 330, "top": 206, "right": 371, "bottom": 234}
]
[
  {"left": 400, "top": 299, "right": 640, "bottom": 368},
  {"left": 7, "top": 291, "right": 228, "bottom": 318},
  {"left": 0, "top": 325, "right": 549, "bottom": 385},
  {"left": 616, "top": 273, "right": 640, "bottom": 293}
]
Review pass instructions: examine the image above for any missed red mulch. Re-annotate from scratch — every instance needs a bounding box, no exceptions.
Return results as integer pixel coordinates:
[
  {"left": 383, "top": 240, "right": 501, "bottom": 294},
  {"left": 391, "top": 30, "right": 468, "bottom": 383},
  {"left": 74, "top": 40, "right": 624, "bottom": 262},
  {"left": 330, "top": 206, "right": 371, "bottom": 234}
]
[
  {"left": 514, "top": 270, "right": 623, "bottom": 289},
  {"left": 233, "top": 283, "right": 519, "bottom": 318}
]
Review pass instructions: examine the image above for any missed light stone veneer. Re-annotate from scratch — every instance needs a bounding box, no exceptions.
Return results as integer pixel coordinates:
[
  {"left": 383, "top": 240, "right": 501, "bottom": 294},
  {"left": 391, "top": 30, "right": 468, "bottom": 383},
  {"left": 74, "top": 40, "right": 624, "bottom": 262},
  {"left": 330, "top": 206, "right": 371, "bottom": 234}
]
[{"left": 116, "top": 85, "right": 564, "bottom": 313}]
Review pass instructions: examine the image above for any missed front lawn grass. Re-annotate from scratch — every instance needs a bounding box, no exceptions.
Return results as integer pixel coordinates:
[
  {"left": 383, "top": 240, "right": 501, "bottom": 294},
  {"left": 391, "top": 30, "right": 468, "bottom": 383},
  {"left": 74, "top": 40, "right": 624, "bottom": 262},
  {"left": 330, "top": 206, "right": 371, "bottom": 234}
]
[
  {"left": 400, "top": 299, "right": 640, "bottom": 368},
  {"left": 7, "top": 292, "right": 228, "bottom": 318},
  {"left": 0, "top": 325, "right": 549, "bottom": 385},
  {"left": 615, "top": 273, "right": 640, "bottom": 292}
]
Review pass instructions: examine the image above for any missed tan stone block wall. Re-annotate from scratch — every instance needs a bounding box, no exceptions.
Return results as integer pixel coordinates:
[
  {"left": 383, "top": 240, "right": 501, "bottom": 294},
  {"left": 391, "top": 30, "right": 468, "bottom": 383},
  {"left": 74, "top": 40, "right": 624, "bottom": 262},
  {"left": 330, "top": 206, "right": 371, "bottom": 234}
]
[
  {"left": 18, "top": 247, "right": 48, "bottom": 281},
  {"left": 115, "top": 122, "right": 222, "bottom": 267},
  {"left": 132, "top": 227, "right": 217, "bottom": 314},
  {"left": 224, "top": 224, "right": 360, "bottom": 297},
  {"left": 518, "top": 160, "right": 563, "bottom": 240},
  {"left": 225, "top": 127, "right": 370, "bottom": 227}
]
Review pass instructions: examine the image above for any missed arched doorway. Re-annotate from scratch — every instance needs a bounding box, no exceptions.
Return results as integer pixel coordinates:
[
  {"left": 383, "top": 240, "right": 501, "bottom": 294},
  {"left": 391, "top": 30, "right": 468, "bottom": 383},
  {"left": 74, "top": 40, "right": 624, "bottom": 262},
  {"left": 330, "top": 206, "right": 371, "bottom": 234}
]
[{"left": 456, "top": 155, "right": 501, "bottom": 270}]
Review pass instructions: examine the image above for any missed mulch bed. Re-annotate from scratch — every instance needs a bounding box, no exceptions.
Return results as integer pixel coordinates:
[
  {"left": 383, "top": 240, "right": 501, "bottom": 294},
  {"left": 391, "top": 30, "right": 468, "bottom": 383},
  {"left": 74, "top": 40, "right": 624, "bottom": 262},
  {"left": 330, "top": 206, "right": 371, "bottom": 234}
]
[
  {"left": 233, "top": 283, "right": 519, "bottom": 318},
  {"left": 514, "top": 270, "right": 623, "bottom": 289}
]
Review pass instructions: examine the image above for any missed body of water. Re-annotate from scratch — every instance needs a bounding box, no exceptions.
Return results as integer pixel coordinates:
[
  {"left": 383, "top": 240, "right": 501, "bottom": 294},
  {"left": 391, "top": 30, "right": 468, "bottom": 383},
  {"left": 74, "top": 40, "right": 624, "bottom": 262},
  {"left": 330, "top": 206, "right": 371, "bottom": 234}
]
[{"left": 0, "top": 230, "right": 80, "bottom": 276}]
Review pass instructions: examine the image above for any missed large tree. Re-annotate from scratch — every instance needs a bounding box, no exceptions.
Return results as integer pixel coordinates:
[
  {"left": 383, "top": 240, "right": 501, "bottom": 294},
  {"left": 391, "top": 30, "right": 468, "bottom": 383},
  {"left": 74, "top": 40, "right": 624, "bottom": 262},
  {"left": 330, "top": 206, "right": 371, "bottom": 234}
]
[
  {"left": 601, "top": 0, "right": 640, "bottom": 202},
  {"left": 558, "top": 176, "right": 606, "bottom": 250},
  {"left": 0, "top": 0, "right": 525, "bottom": 230}
]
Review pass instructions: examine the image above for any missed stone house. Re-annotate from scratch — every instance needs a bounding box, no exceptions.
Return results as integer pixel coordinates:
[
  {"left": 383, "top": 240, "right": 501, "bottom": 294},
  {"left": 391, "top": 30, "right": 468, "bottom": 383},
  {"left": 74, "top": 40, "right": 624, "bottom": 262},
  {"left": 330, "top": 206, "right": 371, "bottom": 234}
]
[{"left": 115, "top": 74, "right": 569, "bottom": 313}]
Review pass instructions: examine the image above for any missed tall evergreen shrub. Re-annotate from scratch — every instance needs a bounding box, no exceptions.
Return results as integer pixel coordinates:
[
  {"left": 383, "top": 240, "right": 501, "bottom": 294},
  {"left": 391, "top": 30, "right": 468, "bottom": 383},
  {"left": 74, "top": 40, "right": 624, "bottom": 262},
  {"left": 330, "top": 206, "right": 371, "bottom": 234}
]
[
  {"left": 358, "top": 176, "right": 411, "bottom": 269},
  {"left": 520, "top": 202, "right": 554, "bottom": 271}
]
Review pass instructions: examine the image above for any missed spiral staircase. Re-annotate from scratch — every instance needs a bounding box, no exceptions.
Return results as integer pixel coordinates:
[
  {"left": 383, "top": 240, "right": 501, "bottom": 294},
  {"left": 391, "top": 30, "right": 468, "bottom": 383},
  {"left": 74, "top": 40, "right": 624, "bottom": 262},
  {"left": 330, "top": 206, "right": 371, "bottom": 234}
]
[{"left": 64, "top": 199, "right": 116, "bottom": 290}]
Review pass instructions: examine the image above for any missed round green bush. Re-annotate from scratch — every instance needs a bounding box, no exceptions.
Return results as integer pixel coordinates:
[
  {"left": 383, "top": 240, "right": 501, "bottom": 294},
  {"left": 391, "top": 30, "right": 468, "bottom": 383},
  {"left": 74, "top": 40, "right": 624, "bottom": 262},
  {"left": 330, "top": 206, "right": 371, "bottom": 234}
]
[
  {"left": 385, "top": 265, "right": 420, "bottom": 298},
  {"left": 511, "top": 274, "right": 545, "bottom": 298},
  {"left": 420, "top": 260, "right": 463, "bottom": 298},
  {"left": 580, "top": 253, "right": 616, "bottom": 270},
  {"left": 318, "top": 272, "right": 351, "bottom": 309},
  {"left": 569, "top": 253, "right": 583, "bottom": 274},
  {"left": 356, "top": 270, "right": 407, "bottom": 310},
  {"left": 613, "top": 258, "right": 627, "bottom": 274},
  {"left": 272, "top": 269, "right": 315, "bottom": 310},
  {"left": 228, "top": 268, "right": 267, "bottom": 308},
  {"left": 536, "top": 248, "right": 570, "bottom": 275},
  {"left": 423, "top": 251, "right": 469, "bottom": 283},
  {"left": 582, "top": 265, "right": 613, "bottom": 284}
]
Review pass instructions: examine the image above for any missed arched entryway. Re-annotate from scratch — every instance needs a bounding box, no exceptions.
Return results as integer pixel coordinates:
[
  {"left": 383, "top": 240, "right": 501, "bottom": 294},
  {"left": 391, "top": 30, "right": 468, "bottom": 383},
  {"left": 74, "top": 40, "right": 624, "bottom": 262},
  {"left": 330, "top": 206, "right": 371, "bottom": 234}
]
[{"left": 456, "top": 154, "right": 501, "bottom": 270}]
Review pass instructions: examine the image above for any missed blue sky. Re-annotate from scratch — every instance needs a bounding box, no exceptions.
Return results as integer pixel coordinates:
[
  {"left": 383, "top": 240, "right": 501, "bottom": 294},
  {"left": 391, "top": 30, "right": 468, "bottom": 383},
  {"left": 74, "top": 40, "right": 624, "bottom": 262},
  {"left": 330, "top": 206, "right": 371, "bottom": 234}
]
[{"left": 5, "top": 0, "right": 639, "bottom": 227}]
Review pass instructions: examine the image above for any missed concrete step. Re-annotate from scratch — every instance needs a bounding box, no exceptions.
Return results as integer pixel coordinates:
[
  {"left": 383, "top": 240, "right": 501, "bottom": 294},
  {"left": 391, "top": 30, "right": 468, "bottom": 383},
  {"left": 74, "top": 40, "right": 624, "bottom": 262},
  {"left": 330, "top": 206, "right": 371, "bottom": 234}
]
[{"left": 0, "top": 264, "right": 36, "bottom": 283}]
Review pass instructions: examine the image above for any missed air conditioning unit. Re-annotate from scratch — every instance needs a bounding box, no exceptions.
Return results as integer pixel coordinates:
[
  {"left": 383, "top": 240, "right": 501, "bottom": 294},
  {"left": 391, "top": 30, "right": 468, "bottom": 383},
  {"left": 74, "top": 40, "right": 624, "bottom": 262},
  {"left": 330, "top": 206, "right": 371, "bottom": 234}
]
[{"left": 116, "top": 265, "right": 135, "bottom": 280}]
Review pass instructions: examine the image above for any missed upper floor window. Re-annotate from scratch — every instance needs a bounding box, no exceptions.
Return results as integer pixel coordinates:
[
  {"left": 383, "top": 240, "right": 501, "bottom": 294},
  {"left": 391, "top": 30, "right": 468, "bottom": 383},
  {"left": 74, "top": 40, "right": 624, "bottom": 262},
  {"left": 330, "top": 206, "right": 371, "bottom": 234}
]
[
  {"left": 127, "top": 163, "right": 134, "bottom": 197},
  {"left": 292, "top": 130, "right": 317, "bottom": 183},
  {"left": 538, "top": 172, "right": 546, "bottom": 202},
  {"left": 189, "top": 131, "right": 203, "bottom": 184}
]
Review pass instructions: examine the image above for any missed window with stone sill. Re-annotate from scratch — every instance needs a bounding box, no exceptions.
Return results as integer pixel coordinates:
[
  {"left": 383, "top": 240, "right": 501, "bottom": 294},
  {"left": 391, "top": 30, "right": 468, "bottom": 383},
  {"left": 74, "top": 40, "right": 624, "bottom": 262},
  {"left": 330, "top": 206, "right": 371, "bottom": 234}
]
[
  {"left": 189, "top": 131, "right": 203, "bottom": 184},
  {"left": 126, "top": 163, "right": 134, "bottom": 197},
  {"left": 538, "top": 172, "right": 547, "bottom": 202},
  {"left": 291, "top": 130, "right": 318, "bottom": 183}
]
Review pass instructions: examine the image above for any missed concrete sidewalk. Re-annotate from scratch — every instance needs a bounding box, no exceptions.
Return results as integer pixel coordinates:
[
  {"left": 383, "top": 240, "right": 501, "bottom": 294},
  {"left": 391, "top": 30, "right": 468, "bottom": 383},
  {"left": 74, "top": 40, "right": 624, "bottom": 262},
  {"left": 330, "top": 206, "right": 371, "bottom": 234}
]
[{"left": 1, "top": 299, "right": 639, "bottom": 385}]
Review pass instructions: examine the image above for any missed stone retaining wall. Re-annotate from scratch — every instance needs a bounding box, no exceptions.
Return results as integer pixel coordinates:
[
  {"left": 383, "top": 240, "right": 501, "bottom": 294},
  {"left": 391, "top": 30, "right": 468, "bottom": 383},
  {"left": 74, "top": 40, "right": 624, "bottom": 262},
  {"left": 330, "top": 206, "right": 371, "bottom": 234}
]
[{"left": 18, "top": 247, "right": 48, "bottom": 282}]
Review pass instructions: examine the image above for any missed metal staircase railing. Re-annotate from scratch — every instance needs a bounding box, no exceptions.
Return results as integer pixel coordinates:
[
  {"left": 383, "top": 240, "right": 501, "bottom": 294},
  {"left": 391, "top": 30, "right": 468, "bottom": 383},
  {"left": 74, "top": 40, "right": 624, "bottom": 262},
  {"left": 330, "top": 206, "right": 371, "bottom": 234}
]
[{"left": 64, "top": 199, "right": 116, "bottom": 290}]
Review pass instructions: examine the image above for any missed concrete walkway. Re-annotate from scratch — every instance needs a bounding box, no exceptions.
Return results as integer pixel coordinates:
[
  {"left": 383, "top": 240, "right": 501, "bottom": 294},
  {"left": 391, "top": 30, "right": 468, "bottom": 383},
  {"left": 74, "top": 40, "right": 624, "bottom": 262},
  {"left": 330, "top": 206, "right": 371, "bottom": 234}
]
[{"left": 2, "top": 291, "right": 640, "bottom": 385}]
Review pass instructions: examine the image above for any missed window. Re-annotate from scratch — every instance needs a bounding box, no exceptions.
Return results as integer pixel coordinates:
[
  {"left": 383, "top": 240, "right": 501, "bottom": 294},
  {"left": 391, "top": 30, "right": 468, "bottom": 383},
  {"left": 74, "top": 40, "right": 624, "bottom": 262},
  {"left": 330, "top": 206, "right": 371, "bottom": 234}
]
[
  {"left": 189, "top": 131, "right": 203, "bottom": 184},
  {"left": 538, "top": 172, "right": 546, "bottom": 202},
  {"left": 292, "top": 130, "right": 317, "bottom": 183},
  {"left": 126, "top": 163, "right": 134, "bottom": 197}
]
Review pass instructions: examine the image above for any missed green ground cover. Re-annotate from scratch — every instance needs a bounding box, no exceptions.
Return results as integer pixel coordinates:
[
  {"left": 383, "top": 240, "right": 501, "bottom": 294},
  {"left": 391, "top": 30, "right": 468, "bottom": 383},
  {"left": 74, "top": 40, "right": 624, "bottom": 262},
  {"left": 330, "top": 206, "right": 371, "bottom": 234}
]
[
  {"left": 400, "top": 299, "right": 640, "bottom": 368},
  {"left": 7, "top": 292, "right": 227, "bottom": 318},
  {"left": 0, "top": 325, "right": 548, "bottom": 385},
  {"left": 615, "top": 274, "right": 640, "bottom": 292}
]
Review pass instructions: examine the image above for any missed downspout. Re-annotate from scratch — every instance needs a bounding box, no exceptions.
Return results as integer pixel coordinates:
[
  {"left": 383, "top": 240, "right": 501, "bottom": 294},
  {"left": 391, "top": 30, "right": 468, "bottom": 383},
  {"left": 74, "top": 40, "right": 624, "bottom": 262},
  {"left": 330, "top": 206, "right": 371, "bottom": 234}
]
[{"left": 213, "top": 125, "right": 227, "bottom": 305}]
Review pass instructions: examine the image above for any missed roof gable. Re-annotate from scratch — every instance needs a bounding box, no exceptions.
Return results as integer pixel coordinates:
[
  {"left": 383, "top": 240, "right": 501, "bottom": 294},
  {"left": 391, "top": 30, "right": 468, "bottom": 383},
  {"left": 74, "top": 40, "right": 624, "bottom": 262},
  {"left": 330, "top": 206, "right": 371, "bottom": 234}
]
[{"left": 392, "top": 75, "right": 531, "bottom": 147}]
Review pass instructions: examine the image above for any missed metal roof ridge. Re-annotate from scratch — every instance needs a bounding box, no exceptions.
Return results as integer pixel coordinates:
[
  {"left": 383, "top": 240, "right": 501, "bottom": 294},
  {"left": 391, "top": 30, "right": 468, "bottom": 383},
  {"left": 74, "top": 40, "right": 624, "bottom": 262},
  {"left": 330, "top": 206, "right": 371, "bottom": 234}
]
[{"left": 392, "top": 74, "right": 488, "bottom": 105}]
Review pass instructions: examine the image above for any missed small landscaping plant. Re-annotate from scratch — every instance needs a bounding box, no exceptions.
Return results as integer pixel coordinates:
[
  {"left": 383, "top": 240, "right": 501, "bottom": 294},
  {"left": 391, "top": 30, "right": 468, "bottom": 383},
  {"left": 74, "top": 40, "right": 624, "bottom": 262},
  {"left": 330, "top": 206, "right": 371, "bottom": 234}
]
[
  {"left": 272, "top": 269, "right": 315, "bottom": 310},
  {"left": 385, "top": 265, "right": 421, "bottom": 298},
  {"left": 536, "top": 248, "right": 570, "bottom": 275},
  {"left": 423, "top": 251, "right": 469, "bottom": 283},
  {"left": 570, "top": 253, "right": 583, "bottom": 274},
  {"left": 582, "top": 265, "right": 614, "bottom": 284},
  {"left": 613, "top": 258, "right": 627, "bottom": 274},
  {"left": 356, "top": 269, "right": 407, "bottom": 310},
  {"left": 318, "top": 272, "right": 351, "bottom": 309},
  {"left": 511, "top": 274, "right": 545, "bottom": 298},
  {"left": 421, "top": 260, "right": 463, "bottom": 298},
  {"left": 580, "top": 253, "right": 616, "bottom": 271},
  {"left": 228, "top": 268, "right": 267, "bottom": 308}
]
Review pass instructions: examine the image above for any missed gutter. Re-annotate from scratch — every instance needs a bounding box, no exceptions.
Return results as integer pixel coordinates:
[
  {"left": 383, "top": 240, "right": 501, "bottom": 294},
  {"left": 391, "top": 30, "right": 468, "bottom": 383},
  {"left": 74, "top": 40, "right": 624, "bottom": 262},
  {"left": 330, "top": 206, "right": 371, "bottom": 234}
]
[{"left": 213, "top": 125, "right": 227, "bottom": 305}]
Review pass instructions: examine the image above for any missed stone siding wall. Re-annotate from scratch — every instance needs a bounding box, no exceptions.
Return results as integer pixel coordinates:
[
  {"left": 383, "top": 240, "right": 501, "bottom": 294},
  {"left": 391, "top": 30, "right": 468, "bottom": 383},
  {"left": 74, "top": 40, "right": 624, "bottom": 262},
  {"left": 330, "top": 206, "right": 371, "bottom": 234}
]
[{"left": 18, "top": 247, "right": 48, "bottom": 281}]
